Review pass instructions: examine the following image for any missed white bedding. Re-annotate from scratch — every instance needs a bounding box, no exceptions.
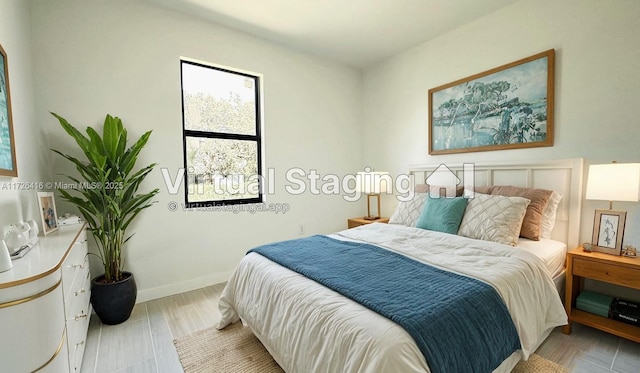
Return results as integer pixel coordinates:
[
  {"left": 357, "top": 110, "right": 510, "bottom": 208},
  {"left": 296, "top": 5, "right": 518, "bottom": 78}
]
[
  {"left": 516, "top": 238, "right": 567, "bottom": 278},
  {"left": 217, "top": 223, "right": 567, "bottom": 372}
]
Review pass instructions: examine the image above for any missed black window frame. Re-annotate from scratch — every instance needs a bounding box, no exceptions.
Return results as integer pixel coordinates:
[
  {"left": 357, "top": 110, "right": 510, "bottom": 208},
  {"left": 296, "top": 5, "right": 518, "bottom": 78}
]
[{"left": 180, "top": 59, "right": 263, "bottom": 208}]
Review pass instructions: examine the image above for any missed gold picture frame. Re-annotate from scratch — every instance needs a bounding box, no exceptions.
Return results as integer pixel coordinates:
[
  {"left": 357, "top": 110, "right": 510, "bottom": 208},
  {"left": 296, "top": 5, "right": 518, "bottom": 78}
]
[
  {"left": 429, "top": 49, "right": 554, "bottom": 155},
  {"left": 0, "top": 43, "right": 18, "bottom": 177},
  {"left": 591, "top": 209, "right": 626, "bottom": 255}
]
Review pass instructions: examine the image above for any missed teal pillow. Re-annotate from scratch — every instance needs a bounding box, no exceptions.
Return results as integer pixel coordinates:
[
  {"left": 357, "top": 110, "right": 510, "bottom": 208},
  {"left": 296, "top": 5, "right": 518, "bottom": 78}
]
[{"left": 415, "top": 196, "right": 468, "bottom": 234}]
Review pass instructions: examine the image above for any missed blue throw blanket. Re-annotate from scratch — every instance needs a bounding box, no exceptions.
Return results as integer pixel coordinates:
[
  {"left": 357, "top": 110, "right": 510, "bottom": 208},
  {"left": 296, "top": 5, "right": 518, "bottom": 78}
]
[{"left": 249, "top": 235, "right": 521, "bottom": 373}]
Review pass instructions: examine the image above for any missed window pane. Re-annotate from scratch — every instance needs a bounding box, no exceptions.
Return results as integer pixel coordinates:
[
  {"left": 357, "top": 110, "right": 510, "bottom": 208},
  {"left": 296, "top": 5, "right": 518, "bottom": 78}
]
[
  {"left": 182, "top": 62, "right": 257, "bottom": 136},
  {"left": 185, "top": 136, "right": 259, "bottom": 203}
]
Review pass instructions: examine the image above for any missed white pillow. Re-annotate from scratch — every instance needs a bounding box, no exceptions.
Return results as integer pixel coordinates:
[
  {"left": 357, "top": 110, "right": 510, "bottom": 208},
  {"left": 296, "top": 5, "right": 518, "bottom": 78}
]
[
  {"left": 540, "top": 191, "right": 562, "bottom": 239},
  {"left": 458, "top": 193, "right": 530, "bottom": 246},
  {"left": 389, "top": 193, "right": 428, "bottom": 227}
]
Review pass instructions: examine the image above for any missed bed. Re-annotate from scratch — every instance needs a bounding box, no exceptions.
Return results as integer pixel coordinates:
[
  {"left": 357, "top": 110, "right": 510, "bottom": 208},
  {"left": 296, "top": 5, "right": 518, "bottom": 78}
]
[{"left": 217, "top": 159, "right": 584, "bottom": 372}]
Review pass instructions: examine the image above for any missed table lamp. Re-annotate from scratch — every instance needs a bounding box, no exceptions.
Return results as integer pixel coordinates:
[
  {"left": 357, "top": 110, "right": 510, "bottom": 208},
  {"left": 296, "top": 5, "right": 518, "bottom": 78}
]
[
  {"left": 585, "top": 162, "right": 640, "bottom": 254},
  {"left": 357, "top": 171, "right": 390, "bottom": 220},
  {"left": 585, "top": 162, "right": 640, "bottom": 210}
]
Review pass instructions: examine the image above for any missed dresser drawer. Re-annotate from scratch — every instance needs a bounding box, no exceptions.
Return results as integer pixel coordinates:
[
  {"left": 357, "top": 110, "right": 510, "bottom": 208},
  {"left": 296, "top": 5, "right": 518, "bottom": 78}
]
[
  {"left": 0, "top": 283, "right": 67, "bottom": 372},
  {"left": 68, "top": 298, "right": 90, "bottom": 373},
  {"left": 38, "top": 337, "right": 70, "bottom": 373},
  {"left": 66, "top": 263, "right": 91, "bottom": 334},
  {"left": 573, "top": 257, "right": 640, "bottom": 288},
  {"left": 65, "top": 256, "right": 90, "bottom": 309},
  {"left": 72, "top": 340, "right": 86, "bottom": 373},
  {"left": 62, "top": 241, "right": 87, "bottom": 301},
  {"left": 65, "top": 267, "right": 91, "bottom": 373},
  {"left": 64, "top": 260, "right": 89, "bottom": 373}
]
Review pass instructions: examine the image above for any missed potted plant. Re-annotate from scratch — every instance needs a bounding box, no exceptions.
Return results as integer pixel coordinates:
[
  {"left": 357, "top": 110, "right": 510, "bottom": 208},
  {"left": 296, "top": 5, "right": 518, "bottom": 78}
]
[{"left": 51, "top": 113, "right": 159, "bottom": 325}]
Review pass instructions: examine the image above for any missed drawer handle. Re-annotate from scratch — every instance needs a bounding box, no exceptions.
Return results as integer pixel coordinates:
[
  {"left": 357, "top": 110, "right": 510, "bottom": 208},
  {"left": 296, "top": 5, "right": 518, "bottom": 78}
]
[
  {"left": 74, "top": 289, "right": 86, "bottom": 296},
  {"left": 75, "top": 314, "right": 88, "bottom": 321}
]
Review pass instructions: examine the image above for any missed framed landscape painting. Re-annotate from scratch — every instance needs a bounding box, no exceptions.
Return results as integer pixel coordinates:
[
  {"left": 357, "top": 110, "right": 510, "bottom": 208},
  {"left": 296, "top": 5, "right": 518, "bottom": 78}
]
[
  {"left": 0, "top": 43, "right": 17, "bottom": 177},
  {"left": 429, "top": 49, "right": 554, "bottom": 155}
]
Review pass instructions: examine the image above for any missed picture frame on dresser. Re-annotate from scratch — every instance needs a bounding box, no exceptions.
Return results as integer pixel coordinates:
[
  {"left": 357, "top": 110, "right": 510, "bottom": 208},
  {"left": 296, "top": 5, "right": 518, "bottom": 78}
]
[
  {"left": 591, "top": 209, "right": 626, "bottom": 255},
  {"left": 37, "top": 192, "right": 59, "bottom": 235}
]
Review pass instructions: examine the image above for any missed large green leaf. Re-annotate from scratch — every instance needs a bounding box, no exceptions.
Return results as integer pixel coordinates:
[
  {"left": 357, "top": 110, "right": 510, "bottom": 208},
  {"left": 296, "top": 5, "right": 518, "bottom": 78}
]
[
  {"left": 121, "top": 131, "right": 152, "bottom": 176},
  {"left": 103, "top": 115, "right": 122, "bottom": 161}
]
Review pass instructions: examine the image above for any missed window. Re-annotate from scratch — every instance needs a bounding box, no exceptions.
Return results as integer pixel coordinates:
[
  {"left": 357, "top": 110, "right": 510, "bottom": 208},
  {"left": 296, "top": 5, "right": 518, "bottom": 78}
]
[{"left": 180, "top": 59, "right": 263, "bottom": 207}]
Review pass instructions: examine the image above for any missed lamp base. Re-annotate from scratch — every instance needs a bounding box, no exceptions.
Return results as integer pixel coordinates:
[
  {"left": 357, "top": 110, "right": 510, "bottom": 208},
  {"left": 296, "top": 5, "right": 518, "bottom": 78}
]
[{"left": 364, "top": 194, "right": 382, "bottom": 222}]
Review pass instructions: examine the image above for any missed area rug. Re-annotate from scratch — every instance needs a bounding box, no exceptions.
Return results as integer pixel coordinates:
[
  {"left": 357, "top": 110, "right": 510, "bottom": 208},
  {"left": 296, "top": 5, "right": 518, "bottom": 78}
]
[
  {"left": 511, "top": 353, "right": 568, "bottom": 373},
  {"left": 173, "top": 323, "right": 567, "bottom": 373},
  {"left": 174, "top": 322, "right": 283, "bottom": 373}
]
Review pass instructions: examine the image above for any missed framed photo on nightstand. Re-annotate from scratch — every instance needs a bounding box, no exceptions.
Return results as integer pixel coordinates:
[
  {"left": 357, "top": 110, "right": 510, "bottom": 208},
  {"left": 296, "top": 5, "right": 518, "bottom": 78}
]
[{"left": 591, "top": 209, "right": 626, "bottom": 255}]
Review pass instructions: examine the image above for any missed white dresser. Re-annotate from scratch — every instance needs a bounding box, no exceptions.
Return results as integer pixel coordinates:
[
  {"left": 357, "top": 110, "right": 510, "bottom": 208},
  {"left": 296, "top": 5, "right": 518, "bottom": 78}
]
[{"left": 0, "top": 223, "right": 91, "bottom": 372}]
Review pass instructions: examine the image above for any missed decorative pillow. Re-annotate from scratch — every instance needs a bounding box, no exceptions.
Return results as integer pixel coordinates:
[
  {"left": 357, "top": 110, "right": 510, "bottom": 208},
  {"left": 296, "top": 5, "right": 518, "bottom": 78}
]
[
  {"left": 415, "top": 184, "right": 463, "bottom": 197},
  {"left": 473, "top": 185, "right": 492, "bottom": 195},
  {"left": 414, "top": 184, "right": 430, "bottom": 193},
  {"left": 459, "top": 186, "right": 491, "bottom": 199},
  {"left": 458, "top": 194, "right": 530, "bottom": 246},
  {"left": 540, "top": 191, "right": 563, "bottom": 239},
  {"left": 415, "top": 196, "right": 468, "bottom": 234},
  {"left": 389, "top": 193, "right": 428, "bottom": 227},
  {"left": 489, "top": 186, "right": 553, "bottom": 241}
]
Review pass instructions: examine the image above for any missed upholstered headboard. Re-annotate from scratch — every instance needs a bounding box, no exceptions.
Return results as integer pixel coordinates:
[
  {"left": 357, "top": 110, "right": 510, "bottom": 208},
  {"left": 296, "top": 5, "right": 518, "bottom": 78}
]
[{"left": 408, "top": 158, "right": 584, "bottom": 248}]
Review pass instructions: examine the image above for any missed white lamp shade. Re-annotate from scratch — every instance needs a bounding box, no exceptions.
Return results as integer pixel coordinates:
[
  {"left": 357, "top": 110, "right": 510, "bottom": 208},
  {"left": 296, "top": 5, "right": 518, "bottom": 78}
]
[
  {"left": 585, "top": 163, "right": 640, "bottom": 202},
  {"left": 357, "top": 172, "right": 390, "bottom": 194}
]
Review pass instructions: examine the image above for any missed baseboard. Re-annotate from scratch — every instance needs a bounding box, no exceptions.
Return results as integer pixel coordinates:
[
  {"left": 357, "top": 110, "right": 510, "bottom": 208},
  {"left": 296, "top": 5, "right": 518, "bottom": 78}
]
[{"left": 136, "top": 270, "right": 233, "bottom": 303}]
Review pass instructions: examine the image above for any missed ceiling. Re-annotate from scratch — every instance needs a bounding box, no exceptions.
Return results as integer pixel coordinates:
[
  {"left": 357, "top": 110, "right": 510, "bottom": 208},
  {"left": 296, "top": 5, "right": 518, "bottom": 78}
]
[{"left": 145, "top": 0, "right": 520, "bottom": 68}]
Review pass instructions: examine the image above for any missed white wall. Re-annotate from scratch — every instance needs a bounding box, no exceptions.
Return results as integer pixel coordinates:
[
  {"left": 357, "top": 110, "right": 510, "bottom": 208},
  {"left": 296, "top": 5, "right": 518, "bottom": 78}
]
[
  {"left": 24, "top": 0, "right": 640, "bottom": 302},
  {"left": 29, "top": 0, "right": 363, "bottom": 301},
  {"left": 0, "top": 1, "right": 44, "bottom": 231},
  {"left": 362, "top": 0, "right": 640, "bottom": 248}
]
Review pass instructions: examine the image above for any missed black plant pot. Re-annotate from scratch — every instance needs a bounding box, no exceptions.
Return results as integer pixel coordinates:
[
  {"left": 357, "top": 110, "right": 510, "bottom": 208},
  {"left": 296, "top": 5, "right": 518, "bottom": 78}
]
[{"left": 90, "top": 271, "right": 137, "bottom": 325}]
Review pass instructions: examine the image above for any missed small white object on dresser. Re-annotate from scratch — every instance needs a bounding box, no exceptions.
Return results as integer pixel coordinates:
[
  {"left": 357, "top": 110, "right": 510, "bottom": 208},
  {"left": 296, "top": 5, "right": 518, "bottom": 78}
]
[{"left": 0, "top": 223, "right": 90, "bottom": 372}]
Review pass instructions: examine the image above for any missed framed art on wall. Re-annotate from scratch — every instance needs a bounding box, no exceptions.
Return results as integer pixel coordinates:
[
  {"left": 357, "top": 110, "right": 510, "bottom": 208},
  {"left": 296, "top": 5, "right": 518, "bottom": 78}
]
[
  {"left": 37, "top": 192, "right": 59, "bottom": 235},
  {"left": 429, "top": 49, "right": 555, "bottom": 155},
  {"left": 0, "top": 43, "right": 17, "bottom": 177},
  {"left": 591, "top": 209, "right": 626, "bottom": 255}
]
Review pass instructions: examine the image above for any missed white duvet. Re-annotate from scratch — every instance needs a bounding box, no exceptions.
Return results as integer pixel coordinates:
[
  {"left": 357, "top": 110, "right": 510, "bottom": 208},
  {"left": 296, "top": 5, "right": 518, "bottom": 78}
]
[{"left": 217, "top": 223, "right": 567, "bottom": 372}]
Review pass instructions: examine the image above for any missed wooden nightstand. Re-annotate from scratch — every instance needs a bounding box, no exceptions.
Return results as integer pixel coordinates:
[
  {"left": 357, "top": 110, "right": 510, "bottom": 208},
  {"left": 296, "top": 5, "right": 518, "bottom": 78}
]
[
  {"left": 563, "top": 246, "right": 640, "bottom": 342},
  {"left": 347, "top": 217, "right": 389, "bottom": 229}
]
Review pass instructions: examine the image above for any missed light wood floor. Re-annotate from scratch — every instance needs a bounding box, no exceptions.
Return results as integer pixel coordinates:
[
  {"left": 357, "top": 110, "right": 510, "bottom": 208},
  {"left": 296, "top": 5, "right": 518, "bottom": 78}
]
[{"left": 80, "top": 284, "right": 640, "bottom": 373}]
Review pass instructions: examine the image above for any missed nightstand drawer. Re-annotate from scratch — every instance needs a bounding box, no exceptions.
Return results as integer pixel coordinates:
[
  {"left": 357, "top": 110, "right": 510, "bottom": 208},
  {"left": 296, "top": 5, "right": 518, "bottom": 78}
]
[
  {"left": 347, "top": 217, "right": 389, "bottom": 229},
  {"left": 573, "top": 257, "right": 640, "bottom": 288},
  {"left": 348, "top": 220, "right": 363, "bottom": 229}
]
